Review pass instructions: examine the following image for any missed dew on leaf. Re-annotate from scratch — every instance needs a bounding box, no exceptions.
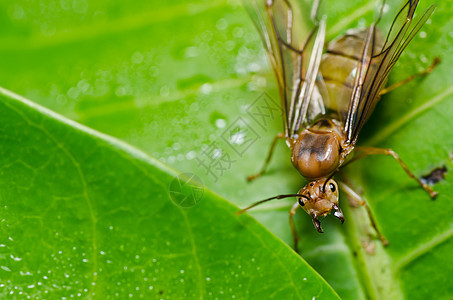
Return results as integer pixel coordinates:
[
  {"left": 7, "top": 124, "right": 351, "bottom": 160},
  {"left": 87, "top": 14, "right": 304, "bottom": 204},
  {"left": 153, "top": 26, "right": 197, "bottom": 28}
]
[
  {"left": 216, "top": 18, "right": 228, "bottom": 30},
  {"left": 132, "top": 52, "right": 144, "bottom": 65},
  {"left": 215, "top": 119, "right": 226, "bottom": 129},
  {"left": 200, "top": 83, "right": 213, "bottom": 95},
  {"left": 160, "top": 86, "right": 170, "bottom": 97}
]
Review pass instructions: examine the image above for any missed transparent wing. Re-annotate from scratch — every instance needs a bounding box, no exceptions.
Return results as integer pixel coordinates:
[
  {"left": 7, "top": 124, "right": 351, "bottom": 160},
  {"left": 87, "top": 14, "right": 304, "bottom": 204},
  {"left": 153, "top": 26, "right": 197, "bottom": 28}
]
[
  {"left": 344, "top": 0, "right": 435, "bottom": 144},
  {"left": 244, "top": 0, "right": 326, "bottom": 138}
]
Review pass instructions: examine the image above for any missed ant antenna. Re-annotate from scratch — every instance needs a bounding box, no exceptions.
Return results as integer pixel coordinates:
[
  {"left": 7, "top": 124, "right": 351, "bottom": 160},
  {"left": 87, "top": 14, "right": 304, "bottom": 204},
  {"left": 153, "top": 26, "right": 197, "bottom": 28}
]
[
  {"left": 322, "top": 173, "right": 335, "bottom": 193},
  {"left": 237, "top": 194, "right": 309, "bottom": 215}
]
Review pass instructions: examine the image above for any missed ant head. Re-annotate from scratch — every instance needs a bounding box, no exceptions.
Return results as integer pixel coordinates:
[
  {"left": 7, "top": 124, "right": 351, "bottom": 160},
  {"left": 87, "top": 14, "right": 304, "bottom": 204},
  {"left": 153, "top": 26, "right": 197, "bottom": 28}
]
[{"left": 297, "top": 178, "right": 343, "bottom": 233}]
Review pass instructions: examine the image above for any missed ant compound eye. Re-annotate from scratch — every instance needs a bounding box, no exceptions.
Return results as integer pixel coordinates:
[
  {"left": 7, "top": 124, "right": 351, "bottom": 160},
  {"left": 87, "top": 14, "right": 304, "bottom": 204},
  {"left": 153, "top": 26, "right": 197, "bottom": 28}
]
[
  {"left": 298, "top": 197, "right": 305, "bottom": 206},
  {"left": 329, "top": 183, "right": 336, "bottom": 193}
]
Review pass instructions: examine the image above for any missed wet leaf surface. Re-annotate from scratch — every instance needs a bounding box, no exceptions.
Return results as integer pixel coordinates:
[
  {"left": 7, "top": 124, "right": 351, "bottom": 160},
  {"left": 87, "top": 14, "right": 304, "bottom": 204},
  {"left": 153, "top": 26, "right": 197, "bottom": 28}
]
[{"left": 1, "top": 0, "right": 452, "bottom": 299}]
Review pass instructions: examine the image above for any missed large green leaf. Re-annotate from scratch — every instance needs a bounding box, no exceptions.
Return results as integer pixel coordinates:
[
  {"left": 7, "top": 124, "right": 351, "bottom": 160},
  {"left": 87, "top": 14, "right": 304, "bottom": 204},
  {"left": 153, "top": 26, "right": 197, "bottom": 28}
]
[
  {"left": 0, "top": 89, "right": 339, "bottom": 298},
  {"left": 0, "top": 0, "right": 452, "bottom": 299}
]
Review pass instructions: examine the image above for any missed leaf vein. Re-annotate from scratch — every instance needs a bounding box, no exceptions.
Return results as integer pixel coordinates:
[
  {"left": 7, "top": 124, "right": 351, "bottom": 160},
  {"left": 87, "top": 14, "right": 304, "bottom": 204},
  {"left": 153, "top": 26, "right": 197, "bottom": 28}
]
[{"left": 394, "top": 225, "right": 453, "bottom": 273}]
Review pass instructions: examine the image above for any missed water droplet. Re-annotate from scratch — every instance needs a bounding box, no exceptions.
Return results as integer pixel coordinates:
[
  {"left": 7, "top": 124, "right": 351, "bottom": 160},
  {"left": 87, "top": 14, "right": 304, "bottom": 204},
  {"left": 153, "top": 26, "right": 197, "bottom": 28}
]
[
  {"left": 132, "top": 52, "right": 144, "bottom": 64},
  {"left": 160, "top": 86, "right": 170, "bottom": 97},
  {"left": 10, "top": 255, "right": 22, "bottom": 261},
  {"left": 420, "top": 54, "right": 428, "bottom": 63},
  {"left": 216, "top": 18, "right": 228, "bottom": 30},
  {"left": 230, "top": 130, "right": 246, "bottom": 145},
  {"left": 185, "top": 151, "right": 196, "bottom": 160},
  {"left": 200, "top": 83, "right": 213, "bottom": 94},
  {"left": 184, "top": 47, "right": 198, "bottom": 58},
  {"left": 115, "top": 86, "right": 127, "bottom": 97},
  {"left": 232, "top": 27, "right": 244, "bottom": 38},
  {"left": 40, "top": 23, "right": 56, "bottom": 36},
  {"left": 215, "top": 119, "right": 226, "bottom": 129},
  {"left": 225, "top": 41, "right": 236, "bottom": 52},
  {"left": 72, "top": 0, "right": 88, "bottom": 14},
  {"left": 248, "top": 63, "right": 260, "bottom": 73},
  {"left": 77, "top": 79, "right": 90, "bottom": 92},
  {"left": 212, "top": 148, "right": 222, "bottom": 159},
  {"left": 12, "top": 5, "right": 25, "bottom": 19},
  {"left": 67, "top": 87, "right": 81, "bottom": 100},
  {"left": 1, "top": 266, "right": 11, "bottom": 272}
]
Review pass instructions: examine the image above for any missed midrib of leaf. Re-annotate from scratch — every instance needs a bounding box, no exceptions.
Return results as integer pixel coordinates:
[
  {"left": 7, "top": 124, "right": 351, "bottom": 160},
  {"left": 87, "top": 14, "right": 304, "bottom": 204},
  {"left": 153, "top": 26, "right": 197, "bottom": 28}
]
[
  {"left": 0, "top": 0, "right": 236, "bottom": 51},
  {"left": 324, "top": 87, "right": 453, "bottom": 299},
  {"left": 393, "top": 226, "right": 453, "bottom": 275},
  {"left": 336, "top": 81, "right": 453, "bottom": 299},
  {"left": 343, "top": 194, "right": 407, "bottom": 300},
  {"left": 342, "top": 81, "right": 453, "bottom": 300},
  {"left": 365, "top": 85, "right": 453, "bottom": 146},
  {"left": 179, "top": 209, "right": 205, "bottom": 299},
  {"left": 341, "top": 202, "right": 380, "bottom": 300},
  {"left": 78, "top": 76, "right": 253, "bottom": 122},
  {"left": 326, "top": 0, "right": 377, "bottom": 39}
]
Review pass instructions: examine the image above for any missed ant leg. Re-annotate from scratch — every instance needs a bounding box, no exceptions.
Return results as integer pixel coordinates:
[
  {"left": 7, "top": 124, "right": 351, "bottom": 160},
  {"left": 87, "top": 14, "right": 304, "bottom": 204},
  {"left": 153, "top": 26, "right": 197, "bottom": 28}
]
[
  {"left": 339, "top": 182, "right": 389, "bottom": 247},
  {"left": 354, "top": 146, "right": 438, "bottom": 199},
  {"left": 289, "top": 202, "right": 301, "bottom": 253},
  {"left": 379, "top": 57, "right": 440, "bottom": 96},
  {"left": 247, "top": 133, "right": 285, "bottom": 182},
  {"left": 311, "top": 0, "right": 321, "bottom": 22}
]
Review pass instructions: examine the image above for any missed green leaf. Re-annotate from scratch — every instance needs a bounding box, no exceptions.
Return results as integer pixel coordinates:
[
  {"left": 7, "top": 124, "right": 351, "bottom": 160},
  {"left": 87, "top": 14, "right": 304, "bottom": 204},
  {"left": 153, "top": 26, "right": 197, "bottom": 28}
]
[
  {"left": 1, "top": 0, "right": 453, "bottom": 299},
  {"left": 0, "top": 88, "right": 339, "bottom": 298}
]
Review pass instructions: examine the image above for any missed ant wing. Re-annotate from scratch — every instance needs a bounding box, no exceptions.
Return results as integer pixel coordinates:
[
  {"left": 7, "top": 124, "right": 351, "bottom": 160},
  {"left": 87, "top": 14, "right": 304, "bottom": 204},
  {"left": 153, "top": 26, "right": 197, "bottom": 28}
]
[
  {"left": 244, "top": 0, "right": 326, "bottom": 138},
  {"left": 344, "top": 0, "right": 436, "bottom": 144}
]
